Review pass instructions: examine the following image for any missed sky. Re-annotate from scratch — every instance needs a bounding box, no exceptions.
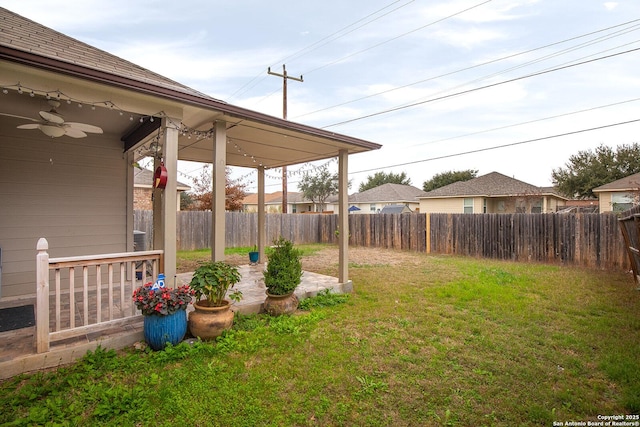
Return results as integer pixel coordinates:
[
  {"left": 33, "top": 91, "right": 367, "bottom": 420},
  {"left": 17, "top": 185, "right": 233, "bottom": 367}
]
[{"left": 2, "top": 0, "right": 640, "bottom": 194}]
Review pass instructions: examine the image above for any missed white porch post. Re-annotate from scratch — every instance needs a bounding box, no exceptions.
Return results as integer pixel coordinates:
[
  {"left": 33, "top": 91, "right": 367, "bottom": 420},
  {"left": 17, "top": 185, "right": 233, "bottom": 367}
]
[
  {"left": 126, "top": 151, "right": 135, "bottom": 252},
  {"left": 211, "top": 120, "right": 226, "bottom": 261},
  {"left": 36, "top": 238, "right": 50, "bottom": 353},
  {"left": 161, "top": 117, "right": 179, "bottom": 285},
  {"left": 338, "top": 149, "right": 350, "bottom": 287},
  {"left": 258, "top": 166, "right": 266, "bottom": 263}
]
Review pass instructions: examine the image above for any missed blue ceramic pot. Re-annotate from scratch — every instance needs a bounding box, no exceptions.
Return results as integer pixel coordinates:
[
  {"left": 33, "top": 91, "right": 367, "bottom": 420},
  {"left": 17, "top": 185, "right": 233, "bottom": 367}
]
[{"left": 143, "top": 310, "right": 187, "bottom": 350}]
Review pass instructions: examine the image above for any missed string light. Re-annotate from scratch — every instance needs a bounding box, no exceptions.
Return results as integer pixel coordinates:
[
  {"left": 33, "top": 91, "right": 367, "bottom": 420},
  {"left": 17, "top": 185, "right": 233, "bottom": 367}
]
[{"left": 1, "top": 82, "right": 313, "bottom": 173}]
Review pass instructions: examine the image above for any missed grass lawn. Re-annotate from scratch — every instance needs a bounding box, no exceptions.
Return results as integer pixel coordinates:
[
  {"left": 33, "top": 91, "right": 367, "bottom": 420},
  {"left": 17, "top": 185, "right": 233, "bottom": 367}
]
[{"left": 1, "top": 247, "right": 639, "bottom": 426}]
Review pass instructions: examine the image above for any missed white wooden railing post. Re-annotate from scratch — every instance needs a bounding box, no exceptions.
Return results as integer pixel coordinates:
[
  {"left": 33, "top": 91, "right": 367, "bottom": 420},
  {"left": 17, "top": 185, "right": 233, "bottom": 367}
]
[{"left": 36, "top": 238, "right": 50, "bottom": 353}]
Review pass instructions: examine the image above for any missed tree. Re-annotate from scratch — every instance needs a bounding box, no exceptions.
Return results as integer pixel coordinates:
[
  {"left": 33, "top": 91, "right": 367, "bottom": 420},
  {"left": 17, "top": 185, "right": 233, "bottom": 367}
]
[
  {"left": 298, "top": 168, "right": 349, "bottom": 212},
  {"left": 180, "top": 191, "right": 194, "bottom": 210},
  {"left": 552, "top": 143, "right": 640, "bottom": 198},
  {"left": 358, "top": 171, "right": 411, "bottom": 192},
  {"left": 423, "top": 169, "right": 478, "bottom": 192},
  {"left": 187, "top": 166, "right": 247, "bottom": 211}
]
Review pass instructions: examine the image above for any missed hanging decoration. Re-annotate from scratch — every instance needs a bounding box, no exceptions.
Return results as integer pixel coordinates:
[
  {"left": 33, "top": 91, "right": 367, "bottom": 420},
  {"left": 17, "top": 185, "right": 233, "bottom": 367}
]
[{"left": 154, "top": 163, "right": 168, "bottom": 189}]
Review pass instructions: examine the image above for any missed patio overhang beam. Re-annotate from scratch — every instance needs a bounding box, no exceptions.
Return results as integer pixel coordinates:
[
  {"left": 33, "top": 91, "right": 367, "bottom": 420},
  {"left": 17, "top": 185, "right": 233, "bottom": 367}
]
[{"left": 122, "top": 116, "right": 162, "bottom": 151}]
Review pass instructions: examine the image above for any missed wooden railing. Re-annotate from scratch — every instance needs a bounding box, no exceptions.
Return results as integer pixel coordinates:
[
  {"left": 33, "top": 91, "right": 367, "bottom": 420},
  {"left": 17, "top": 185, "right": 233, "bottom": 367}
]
[{"left": 35, "top": 238, "right": 163, "bottom": 353}]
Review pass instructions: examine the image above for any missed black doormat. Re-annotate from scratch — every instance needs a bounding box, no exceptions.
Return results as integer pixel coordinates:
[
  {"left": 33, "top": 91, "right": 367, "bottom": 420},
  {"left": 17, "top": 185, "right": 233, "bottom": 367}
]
[{"left": 0, "top": 305, "right": 36, "bottom": 333}]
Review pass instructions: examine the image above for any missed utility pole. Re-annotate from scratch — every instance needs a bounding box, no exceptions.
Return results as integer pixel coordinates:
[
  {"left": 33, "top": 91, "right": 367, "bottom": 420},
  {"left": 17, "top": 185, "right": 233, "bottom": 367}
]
[{"left": 268, "top": 64, "right": 303, "bottom": 213}]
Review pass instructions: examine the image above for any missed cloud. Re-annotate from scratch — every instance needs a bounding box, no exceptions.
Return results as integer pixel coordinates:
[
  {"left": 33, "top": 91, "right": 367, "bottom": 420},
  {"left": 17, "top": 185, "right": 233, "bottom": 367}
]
[
  {"left": 603, "top": 2, "right": 618, "bottom": 10},
  {"left": 420, "top": 0, "right": 538, "bottom": 24},
  {"left": 432, "top": 27, "right": 505, "bottom": 49}
]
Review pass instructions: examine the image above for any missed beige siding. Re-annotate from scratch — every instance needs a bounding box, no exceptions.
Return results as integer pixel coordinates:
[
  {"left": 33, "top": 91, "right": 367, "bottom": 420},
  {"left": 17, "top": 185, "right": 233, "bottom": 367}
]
[
  {"left": 0, "top": 130, "right": 128, "bottom": 297},
  {"left": 420, "top": 197, "right": 466, "bottom": 213},
  {"left": 597, "top": 192, "right": 613, "bottom": 213}
]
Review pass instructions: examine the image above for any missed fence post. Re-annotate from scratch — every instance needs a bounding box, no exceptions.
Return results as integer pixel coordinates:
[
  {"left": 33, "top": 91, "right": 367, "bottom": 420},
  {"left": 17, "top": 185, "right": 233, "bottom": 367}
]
[{"left": 36, "top": 238, "right": 50, "bottom": 353}]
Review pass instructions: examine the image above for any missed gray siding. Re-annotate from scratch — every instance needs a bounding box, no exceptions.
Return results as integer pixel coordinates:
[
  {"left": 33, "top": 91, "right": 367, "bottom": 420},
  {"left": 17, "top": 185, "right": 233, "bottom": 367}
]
[{"left": 0, "top": 129, "right": 128, "bottom": 297}]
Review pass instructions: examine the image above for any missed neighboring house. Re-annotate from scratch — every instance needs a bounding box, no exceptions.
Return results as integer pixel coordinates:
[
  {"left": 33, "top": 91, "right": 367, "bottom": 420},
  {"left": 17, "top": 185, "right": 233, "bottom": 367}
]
[
  {"left": 134, "top": 167, "right": 190, "bottom": 210},
  {"left": 348, "top": 183, "right": 428, "bottom": 214},
  {"left": 418, "top": 172, "right": 568, "bottom": 214},
  {"left": 592, "top": 172, "right": 640, "bottom": 213},
  {"left": 243, "top": 192, "right": 338, "bottom": 213},
  {"left": 0, "top": 7, "right": 381, "bottom": 299}
]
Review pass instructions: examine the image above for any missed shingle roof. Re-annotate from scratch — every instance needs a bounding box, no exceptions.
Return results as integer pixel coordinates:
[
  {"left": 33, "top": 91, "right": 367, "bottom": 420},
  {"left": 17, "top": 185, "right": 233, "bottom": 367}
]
[
  {"left": 0, "top": 7, "right": 214, "bottom": 101},
  {"left": 349, "top": 183, "right": 428, "bottom": 203},
  {"left": 592, "top": 172, "right": 640, "bottom": 192},
  {"left": 134, "top": 168, "right": 191, "bottom": 191},
  {"left": 379, "top": 204, "right": 412, "bottom": 214},
  {"left": 420, "top": 172, "right": 564, "bottom": 198}
]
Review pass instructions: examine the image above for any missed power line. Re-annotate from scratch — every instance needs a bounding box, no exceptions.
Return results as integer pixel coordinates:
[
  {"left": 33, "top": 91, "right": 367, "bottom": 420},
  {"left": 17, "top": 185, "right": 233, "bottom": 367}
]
[
  {"left": 292, "top": 18, "right": 640, "bottom": 120},
  {"left": 226, "top": 0, "right": 414, "bottom": 102},
  {"left": 277, "top": 0, "right": 416, "bottom": 67},
  {"left": 405, "top": 97, "right": 640, "bottom": 148},
  {"left": 323, "top": 46, "right": 640, "bottom": 128},
  {"left": 350, "top": 118, "right": 640, "bottom": 175},
  {"left": 300, "top": 0, "right": 493, "bottom": 77}
]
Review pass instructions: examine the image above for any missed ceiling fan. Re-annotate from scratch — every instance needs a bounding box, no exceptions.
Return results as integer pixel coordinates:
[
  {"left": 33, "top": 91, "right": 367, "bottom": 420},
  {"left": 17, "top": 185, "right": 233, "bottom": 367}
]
[{"left": 4, "top": 100, "right": 103, "bottom": 138}]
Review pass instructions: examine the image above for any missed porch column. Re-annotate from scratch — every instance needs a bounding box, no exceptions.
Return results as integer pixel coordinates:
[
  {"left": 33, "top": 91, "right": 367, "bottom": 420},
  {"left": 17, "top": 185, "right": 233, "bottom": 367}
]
[
  {"left": 162, "top": 117, "right": 179, "bottom": 285},
  {"left": 258, "top": 166, "right": 266, "bottom": 263},
  {"left": 126, "top": 151, "right": 135, "bottom": 252},
  {"left": 338, "top": 149, "right": 349, "bottom": 285},
  {"left": 211, "top": 120, "right": 226, "bottom": 261}
]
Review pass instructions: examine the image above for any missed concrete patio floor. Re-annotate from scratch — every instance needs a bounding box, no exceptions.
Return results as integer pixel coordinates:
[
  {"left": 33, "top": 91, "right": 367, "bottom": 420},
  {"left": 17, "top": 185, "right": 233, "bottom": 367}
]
[{"left": 0, "top": 265, "right": 349, "bottom": 380}]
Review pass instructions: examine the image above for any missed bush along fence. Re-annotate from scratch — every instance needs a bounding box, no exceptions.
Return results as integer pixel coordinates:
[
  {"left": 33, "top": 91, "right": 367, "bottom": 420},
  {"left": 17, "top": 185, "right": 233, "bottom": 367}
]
[{"left": 134, "top": 210, "right": 633, "bottom": 271}]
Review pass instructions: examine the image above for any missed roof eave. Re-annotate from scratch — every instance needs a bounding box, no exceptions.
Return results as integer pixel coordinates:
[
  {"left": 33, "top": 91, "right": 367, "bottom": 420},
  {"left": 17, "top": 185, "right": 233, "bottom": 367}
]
[{"left": 0, "top": 46, "right": 382, "bottom": 152}]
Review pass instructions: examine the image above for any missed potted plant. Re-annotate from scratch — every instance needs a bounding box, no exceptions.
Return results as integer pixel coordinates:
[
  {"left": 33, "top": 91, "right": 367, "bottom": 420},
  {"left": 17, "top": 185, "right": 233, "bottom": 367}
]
[
  {"left": 263, "top": 237, "right": 302, "bottom": 315},
  {"left": 248, "top": 245, "right": 259, "bottom": 265},
  {"left": 132, "top": 280, "right": 194, "bottom": 350},
  {"left": 188, "top": 261, "right": 243, "bottom": 340}
]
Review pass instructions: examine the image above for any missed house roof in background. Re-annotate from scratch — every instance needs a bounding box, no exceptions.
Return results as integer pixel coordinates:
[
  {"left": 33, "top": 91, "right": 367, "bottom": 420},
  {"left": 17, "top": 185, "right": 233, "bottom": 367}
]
[
  {"left": 420, "top": 172, "right": 567, "bottom": 199},
  {"left": 134, "top": 168, "right": 190, "bottom": 190},
  {"left": 349, "top": 183, "right": 427, "bottom": 203},
  {"left": 592, "top": 172, "right": 640, "bottom": 192}
]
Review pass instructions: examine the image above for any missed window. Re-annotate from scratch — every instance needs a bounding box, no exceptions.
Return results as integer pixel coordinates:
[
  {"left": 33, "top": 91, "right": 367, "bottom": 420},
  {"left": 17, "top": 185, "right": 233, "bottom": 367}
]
[
  {"left": 612, "top": 192, "right": 634, "bottom": 212},
  {"left": 515, "top": 198, "right": 526, "bottom": 213},
  {"left": 483, "top": 199, "right": 487, "bottom": 213},
  {"left": 463, "top": 198, "right": 473, "bottom": 214},
  {"left": 370, "top": 204, "right": 376, "bottom": 212},
  {"left": 531, "top": 199, "right": 543, "bottom": 213}
]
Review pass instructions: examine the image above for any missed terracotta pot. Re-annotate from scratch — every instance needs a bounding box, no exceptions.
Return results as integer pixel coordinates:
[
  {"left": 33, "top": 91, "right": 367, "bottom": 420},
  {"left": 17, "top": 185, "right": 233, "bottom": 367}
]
[
  {"left": 188, "top": 300, "right": 234, "bottom": 340},
  {"left": 263, "top": 292, "right": 299, "bottom": 316}
]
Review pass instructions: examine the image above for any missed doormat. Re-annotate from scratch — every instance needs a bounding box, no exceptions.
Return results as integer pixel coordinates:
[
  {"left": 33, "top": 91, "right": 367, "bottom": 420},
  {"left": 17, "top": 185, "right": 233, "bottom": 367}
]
[{"left": 0, "top": 305, "right": 36, "bottom": 333}]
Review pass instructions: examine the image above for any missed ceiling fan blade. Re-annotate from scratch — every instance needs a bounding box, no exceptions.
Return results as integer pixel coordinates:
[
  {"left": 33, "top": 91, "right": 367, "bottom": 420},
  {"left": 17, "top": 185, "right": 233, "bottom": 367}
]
[
  {"left": 39, "top": 110, "right": 65, "bottom": 124},
  {"left": 63, "top": 127, "right": 88, "bottom": 138},
  {"left": 17, "top": 123, "right": 41, "bottom": 129},
  {"left": 39, "top": 124, "right": 66, "bottom": 138},
  {"left": 65, "top": 122, "right": 103, "bottom": 134},
  {"left": 1, "top": 113, "right": 39, "bottom": 122}
]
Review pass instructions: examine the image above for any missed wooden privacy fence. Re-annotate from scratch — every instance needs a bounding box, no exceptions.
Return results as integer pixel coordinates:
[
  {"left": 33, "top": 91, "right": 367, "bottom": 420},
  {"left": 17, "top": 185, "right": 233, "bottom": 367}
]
[
  {"left": 134, "top": 210, "right": 631, "bottom": 271},
  {"left": 429, "top": 212, "right": 628, "bottom": 270}
]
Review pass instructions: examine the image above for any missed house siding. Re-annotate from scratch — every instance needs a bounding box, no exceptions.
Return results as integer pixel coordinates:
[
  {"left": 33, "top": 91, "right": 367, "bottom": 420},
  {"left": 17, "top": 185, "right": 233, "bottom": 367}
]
[
  {"left": 0, "top": 131, "right": 128, "bottom": 297},
  {"left": 420, "top": 198, "right": 467, "bottom": 213}
]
